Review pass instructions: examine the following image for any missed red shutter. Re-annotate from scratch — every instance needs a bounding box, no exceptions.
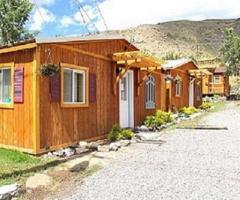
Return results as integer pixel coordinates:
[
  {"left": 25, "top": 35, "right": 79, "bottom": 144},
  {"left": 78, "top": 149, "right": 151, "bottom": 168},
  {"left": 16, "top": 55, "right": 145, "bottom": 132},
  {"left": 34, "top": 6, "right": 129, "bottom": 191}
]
[
  {"left": 14, "top": 67, "right": 24, "bottom": 103},
  {"left": 89, "top": 73, "right": 96, "bottom": 103},
  {"left": 49, "top": 74, "right": 60, "bottom": 102}
]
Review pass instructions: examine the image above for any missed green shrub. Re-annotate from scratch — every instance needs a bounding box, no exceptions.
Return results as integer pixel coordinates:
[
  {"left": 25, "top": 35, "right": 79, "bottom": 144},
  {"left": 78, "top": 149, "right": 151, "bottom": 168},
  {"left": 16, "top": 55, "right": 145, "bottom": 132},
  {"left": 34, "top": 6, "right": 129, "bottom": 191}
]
[
  {"left": 121, "top": 129, "right": 134, "bottom": 140},
  {"left": 199, "top": 102, "right": 213, "bottom": 110},
  {"left": 144, "top": 111, "right": 173, "bottom": 128},
  {"left": 179, "top": 106, "right": 198, "bottom": 116},
  {"left": 155, "top": 110, "right": 173, "bottom": 123},
  {"left": 144, "top": 116, "right": 157, "bottom": 128},
  {"left": 107, "top": 124, "right": 122, "bottom": 142},
  {"left": 107, "top": 125, "right": 134, "bottom": 142}
]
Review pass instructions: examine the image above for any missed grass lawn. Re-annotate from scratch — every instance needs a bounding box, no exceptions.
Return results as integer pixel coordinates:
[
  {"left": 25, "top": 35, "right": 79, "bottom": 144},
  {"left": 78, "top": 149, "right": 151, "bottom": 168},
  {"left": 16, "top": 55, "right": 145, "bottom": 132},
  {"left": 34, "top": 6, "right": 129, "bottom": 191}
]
[{"left": 0, "top": 148, "right": 55, "bottom": 186}]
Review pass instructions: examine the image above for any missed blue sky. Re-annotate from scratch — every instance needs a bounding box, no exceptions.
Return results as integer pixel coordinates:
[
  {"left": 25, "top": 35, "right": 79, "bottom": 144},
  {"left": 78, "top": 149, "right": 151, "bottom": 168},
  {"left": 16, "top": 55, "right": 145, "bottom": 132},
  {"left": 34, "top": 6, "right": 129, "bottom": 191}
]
[{"left": 28, "top": 0, "right": 240, "bottom": 38}]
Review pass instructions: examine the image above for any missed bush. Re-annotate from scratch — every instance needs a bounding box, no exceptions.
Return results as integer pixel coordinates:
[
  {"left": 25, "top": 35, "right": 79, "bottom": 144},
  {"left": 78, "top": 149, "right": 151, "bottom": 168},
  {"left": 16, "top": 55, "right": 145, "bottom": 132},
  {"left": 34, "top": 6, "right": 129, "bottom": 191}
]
[
  {"left": 107, "top": 124, "right": 122, "bottom": 142},
  {"left": 155, "top": 110, "right": 173, "bottom": 123},
  {"left": 179, "top": 107, "right": 198, "bottom": 116},
  {"left": 144, "top": 116, "right": 157, "bottom": 128},
  {"left": 107, "top": 125, "right": 134, "bottom": 142},
  {"left": 199, "top": 102, "right": 213, "bottom": 110},
  {"left": 144, "top": 111, "right": 173, "bottom": 128},
  {"left": 121, "top": 129, "right": 134, "bottom": 140}
]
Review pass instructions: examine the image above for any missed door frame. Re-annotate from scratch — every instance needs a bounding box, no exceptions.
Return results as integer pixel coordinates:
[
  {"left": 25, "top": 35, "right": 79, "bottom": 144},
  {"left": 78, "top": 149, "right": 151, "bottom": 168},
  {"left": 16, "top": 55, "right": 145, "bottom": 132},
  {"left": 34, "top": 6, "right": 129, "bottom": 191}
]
[
  {"left": 189, "top": 79, "right": 195, "bottom": 107},
  {"left": 119, "top": 70, "right": 134, "bottom": 128}
]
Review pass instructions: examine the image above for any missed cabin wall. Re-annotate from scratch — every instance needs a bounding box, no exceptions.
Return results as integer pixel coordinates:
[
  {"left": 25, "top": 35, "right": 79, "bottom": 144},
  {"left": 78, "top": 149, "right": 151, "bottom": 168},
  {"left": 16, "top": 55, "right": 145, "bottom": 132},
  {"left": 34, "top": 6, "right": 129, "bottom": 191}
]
[
  {"left": 0, "top": 49, "right": 35, "bottom": 152},
  {"left": 169, "top": 62, "right": 199, "bottom": 110},
  {"left": 134, "top": 70, "right": 166, "bottom": 126},
  {"left": 202, "top": 73, "right": 228, "bottom": 96},
  {"left": 38, "top": 40, "right": 137, "bottom": 150}
]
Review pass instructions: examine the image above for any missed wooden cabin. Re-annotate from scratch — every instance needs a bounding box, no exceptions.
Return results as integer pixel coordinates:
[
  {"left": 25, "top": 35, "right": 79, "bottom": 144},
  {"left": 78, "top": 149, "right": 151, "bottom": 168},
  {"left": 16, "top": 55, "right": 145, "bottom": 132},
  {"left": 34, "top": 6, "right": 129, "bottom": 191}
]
[
  {"left": 201, "top": 67, "right": 230, "bottom": 97},
  {"left": 0, "top": 36, "right": 167, "bottom": 154},
  {"left": 162, "top": 59, "right": 204, "bottom": 111},
  {"left": 198, "top": 58, "right": 230, "bottom": 97}
]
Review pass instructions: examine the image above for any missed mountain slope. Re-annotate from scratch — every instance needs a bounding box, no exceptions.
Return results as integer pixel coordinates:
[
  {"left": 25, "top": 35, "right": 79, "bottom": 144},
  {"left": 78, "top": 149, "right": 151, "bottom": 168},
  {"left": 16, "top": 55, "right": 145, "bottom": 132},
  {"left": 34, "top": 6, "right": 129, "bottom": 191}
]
[{"left": 106, "top": 19, "right": 240, "bottom": 59}]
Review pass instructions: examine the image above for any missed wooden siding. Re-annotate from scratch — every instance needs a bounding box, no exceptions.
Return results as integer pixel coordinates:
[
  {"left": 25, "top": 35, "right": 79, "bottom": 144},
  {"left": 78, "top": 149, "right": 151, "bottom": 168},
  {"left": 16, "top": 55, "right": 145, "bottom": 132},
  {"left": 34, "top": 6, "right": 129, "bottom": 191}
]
[
  {"left": 169, "top": 62, "right": 201, "bottom": 110},
  {"left": 0, "top": 49, "right": 35, "bottom": 153},
  {"left": 202, "top": 73, "right": 229, "bottom": 96},
  {"left": 134, "top": 70, "right": 166, "bottom": 126},
  {"left": 38, "top": 40, "right": 141, "bottom": 150}
]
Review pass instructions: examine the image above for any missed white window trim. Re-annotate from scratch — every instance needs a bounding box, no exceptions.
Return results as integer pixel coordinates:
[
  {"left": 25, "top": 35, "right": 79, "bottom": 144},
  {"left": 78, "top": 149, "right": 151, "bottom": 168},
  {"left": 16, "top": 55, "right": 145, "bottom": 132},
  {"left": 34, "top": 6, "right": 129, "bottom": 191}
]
[
  {"left": 63, "top": 68, "right": 86, "bottom": 105},
  {"left": 175, "top": 79, "right": 182, "bottom": 97}
]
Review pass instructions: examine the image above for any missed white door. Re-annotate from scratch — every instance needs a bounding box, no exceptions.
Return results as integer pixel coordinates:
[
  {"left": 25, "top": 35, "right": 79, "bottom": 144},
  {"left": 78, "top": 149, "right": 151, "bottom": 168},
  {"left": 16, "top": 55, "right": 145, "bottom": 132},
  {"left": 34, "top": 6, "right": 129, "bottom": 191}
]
[
  {"left": 189, "top": 80, "right": 194, "bottom": 107},
  {"left": 119, "top": 70, "right": 134, "bottom": 128}
]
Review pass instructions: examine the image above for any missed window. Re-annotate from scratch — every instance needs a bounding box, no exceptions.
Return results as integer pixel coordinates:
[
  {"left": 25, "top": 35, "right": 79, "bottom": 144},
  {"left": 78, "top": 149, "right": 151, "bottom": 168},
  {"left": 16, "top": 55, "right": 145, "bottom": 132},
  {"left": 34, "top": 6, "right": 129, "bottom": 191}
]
[
  {"left": 174, "top": 76, "right": 182, "bottom": 96},
  {"left": 0, "top": 64, "right": 13, "bottom": 107},
  {"left": 120, "top": 77, "right": 127, "bottom": 101},
  {"left": 145, "top": 75, "right": 155, "bottom": 109},
  {"left": 196, "top": 82, "right": 201, "bottom": 101},
  {"left": 61, "top": 63, "right": 89, "bottom": 107},
  {"left": 213, "top": 75, "right": 220, "bottom": 83}
]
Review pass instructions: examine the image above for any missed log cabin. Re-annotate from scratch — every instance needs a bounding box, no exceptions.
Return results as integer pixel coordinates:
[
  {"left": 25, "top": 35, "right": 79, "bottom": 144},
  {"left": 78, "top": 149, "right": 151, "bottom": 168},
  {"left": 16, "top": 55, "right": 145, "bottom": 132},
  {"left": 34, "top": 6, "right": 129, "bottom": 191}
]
[
  {"left": 0, "top": 36, "right": 166, "bottom": 154},
  {"left": 162, "top": 59, "right": 204, "bottom": 111}
]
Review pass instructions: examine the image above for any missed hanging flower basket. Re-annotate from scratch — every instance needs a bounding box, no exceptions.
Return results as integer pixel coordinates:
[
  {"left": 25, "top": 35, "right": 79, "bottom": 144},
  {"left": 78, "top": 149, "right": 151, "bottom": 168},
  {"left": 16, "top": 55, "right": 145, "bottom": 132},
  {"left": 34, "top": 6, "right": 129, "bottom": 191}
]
[{"left": 40, "top": 64, "right": 60, "bottom": 77}]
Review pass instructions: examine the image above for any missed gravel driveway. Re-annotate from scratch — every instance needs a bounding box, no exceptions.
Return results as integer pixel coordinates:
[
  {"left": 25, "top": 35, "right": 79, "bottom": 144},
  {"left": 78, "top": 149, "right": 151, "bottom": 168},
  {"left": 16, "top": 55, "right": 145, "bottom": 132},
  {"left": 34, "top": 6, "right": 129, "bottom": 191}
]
[{"left": 51, "top": 102, "right": 240, "bottom": 200}]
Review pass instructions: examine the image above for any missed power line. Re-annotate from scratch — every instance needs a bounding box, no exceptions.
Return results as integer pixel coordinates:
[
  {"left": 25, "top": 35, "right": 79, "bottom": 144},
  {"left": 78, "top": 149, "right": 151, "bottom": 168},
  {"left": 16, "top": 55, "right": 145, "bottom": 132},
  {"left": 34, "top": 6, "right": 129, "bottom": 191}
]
[
  {"left": 94, "top": 0, "right": 108, "bottom": 31},
  {"left": 74, "top": 0, "right": 100, "bottom": 34},
  {"left": 32, "top": 0, "right": 46, "bottom": 25}
]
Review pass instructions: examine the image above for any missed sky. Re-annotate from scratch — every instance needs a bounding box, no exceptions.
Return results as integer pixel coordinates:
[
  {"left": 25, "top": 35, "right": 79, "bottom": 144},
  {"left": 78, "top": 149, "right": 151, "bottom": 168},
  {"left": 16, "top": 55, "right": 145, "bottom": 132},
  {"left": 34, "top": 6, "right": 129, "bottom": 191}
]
[{"left": 28, "top": 0, "right": 240, "bottom": 38}]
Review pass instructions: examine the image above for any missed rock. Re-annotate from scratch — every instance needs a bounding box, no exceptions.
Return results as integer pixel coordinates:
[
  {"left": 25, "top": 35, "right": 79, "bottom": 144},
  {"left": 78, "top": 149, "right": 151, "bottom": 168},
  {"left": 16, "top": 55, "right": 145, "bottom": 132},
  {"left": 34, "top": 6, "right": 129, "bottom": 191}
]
[
  {"left": 75, "top": 147, "right": 89, "bottom": 154},
  {"left": 109, "top": 143, "right": 119, "bottom": 151},
  {"left": 79, "top": 141, "right": 88, "bottom": 149},
  {"left": 64, "top": 148, "right": 75, "bottom": 157},
  {"left": 140, "top": 125, "right": 149, "bottom": 132},
  {"left": 53, "top": 149, "right": 65, "bottom": 157},
  {"left": 88, "top": 142, "right": 99, "bottom": 150},
  {"left": 119, "top": 140, "right": 131, "bottom": 147},
  {"left": 60, "top": 156, "right": 90, "bottom": 172},
  {"left": 0, "top": 184, "right": 22, "bottom": 200},
  {"left": 26, "top": 174, "right": 53, "bottom": 189},
  {"left": 97, "top": 145, "right": 110, "bottom": 152}
]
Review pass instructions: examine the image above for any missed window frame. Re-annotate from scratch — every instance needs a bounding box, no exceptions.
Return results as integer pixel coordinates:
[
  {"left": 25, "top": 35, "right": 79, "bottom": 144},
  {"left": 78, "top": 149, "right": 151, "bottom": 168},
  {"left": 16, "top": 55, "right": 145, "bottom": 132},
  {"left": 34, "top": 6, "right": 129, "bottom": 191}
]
[
  {"left": 145, "top": 75, "right": 156, "bottom": 109},
  {"left": 196, "top": 81, "right": 201, "bottom": 101},
  {"left": 174, "top": 76, "right": 182, "bottom": 97},
  {"left": 213, "top": 75, "right": 221, "bottom": 83},
  {"left": 0, "top": 62, "right": 14, "bottom": 109},
  {"left": 61, "top": 63, "right": 89, "bottom": 108}
]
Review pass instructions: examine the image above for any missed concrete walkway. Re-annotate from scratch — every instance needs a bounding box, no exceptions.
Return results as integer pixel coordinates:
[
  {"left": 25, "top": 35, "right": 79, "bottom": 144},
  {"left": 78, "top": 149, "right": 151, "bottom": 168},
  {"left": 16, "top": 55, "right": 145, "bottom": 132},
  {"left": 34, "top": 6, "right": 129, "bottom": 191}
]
[{"left": 48, "top": 102, "right": 240, "bottom": 200}]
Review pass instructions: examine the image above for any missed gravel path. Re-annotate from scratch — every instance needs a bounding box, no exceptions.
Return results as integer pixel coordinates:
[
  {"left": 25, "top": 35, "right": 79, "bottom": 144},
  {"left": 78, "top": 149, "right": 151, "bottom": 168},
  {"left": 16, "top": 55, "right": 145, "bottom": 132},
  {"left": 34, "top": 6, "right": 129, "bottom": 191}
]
[{"left": 51, "top": 102, "right": 240, "bottom": 200}]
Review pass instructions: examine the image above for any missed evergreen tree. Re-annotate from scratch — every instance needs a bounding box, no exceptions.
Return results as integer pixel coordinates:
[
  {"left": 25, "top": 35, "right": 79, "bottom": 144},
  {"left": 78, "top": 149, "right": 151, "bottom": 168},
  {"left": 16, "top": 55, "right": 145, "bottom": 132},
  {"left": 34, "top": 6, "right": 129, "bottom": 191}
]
[
  {"left": 220, "top": 28, "right": 240, "bottom": 76},
  {"left": 0, "top": 0, "right": 34, "bottom": 45}
]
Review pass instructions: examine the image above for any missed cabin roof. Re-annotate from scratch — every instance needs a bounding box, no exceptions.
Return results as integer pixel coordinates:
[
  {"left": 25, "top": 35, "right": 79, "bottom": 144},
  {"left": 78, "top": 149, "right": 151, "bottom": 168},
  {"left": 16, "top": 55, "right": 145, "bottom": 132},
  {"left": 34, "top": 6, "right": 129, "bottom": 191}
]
[
  {"left": 0, "top": 35, "right": 139, "bottom": 54},
  {"left": 162, "top": 58, "right": 197, "bottom": 70},
  {"left": 35, "top": 35, "right": 129, "bottom": 44},
  {"left": 214, "top": 67, "right": 226, "bottom": 74}
]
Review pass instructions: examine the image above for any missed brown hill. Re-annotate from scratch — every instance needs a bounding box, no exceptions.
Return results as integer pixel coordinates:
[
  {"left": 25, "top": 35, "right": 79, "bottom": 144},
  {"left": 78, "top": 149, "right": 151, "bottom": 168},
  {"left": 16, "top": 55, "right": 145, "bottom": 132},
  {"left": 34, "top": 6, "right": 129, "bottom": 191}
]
[{"left": 105, "top": 19, "right": 240, "bottom": 59}]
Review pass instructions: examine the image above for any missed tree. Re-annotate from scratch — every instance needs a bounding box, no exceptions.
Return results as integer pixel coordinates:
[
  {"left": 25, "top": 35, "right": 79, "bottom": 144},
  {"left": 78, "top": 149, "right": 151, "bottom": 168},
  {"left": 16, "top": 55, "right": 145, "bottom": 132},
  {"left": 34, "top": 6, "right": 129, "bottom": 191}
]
[
  {"left": 220, "top": 28, "right": 240, "bottom": 76},
  {"left": 0, "top": 0, "right": 34, "bottom": 45}
]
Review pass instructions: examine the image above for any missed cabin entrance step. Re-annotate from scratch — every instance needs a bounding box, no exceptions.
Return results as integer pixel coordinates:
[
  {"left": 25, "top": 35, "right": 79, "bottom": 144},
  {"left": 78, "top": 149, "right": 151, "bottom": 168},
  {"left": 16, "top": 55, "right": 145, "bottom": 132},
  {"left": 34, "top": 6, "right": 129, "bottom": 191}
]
[{"left": 177, "top": 125, "right": 228, "bottom": 130}]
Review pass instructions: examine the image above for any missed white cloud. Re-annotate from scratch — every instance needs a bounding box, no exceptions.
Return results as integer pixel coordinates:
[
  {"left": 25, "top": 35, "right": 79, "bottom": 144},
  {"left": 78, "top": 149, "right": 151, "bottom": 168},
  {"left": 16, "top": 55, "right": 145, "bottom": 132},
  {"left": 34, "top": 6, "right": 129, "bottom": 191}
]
[
  {"left": 93, "top": 0, "right": 240, "bottom": 31},
  {"left": 60, "top": 16, "right": 76, "bottom": 27},
  {"left": 30, "top": 7, "right": 55, "bottom": 31}
]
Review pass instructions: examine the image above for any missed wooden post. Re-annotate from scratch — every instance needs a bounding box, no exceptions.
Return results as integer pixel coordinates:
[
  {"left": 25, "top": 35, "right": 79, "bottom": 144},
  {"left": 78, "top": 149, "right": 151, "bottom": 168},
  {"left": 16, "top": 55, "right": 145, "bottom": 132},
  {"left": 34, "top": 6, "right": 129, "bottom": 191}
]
[{"left": 32, "top": 46, "right": 40, "bottom": 154}]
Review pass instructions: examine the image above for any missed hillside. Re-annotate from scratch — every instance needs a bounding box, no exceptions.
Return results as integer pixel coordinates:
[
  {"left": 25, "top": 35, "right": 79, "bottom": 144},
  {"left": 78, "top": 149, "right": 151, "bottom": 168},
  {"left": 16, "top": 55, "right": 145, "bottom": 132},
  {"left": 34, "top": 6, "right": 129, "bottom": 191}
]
[{"left": 105, "top": 19, "right": 240, "bottom": 59}]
